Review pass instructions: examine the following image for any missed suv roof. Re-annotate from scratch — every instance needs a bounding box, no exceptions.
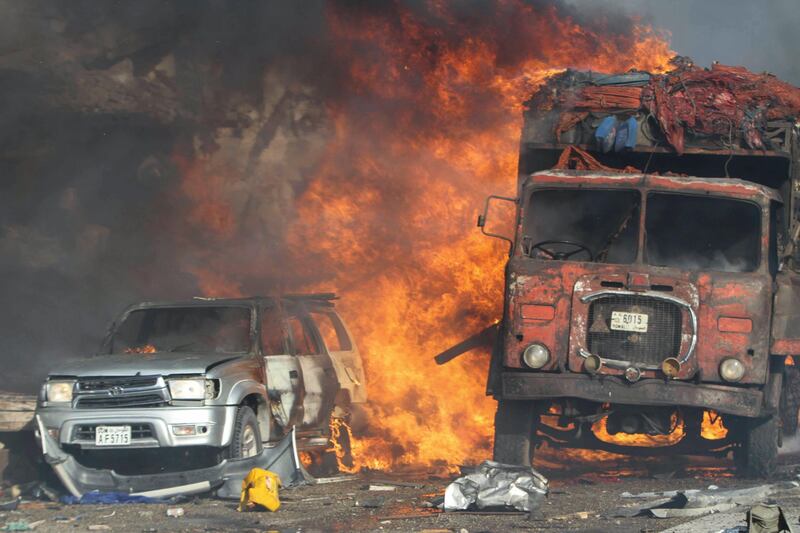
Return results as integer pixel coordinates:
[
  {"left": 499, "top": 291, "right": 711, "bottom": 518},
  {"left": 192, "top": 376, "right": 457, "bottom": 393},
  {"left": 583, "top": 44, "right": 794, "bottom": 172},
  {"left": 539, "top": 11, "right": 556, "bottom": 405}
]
[{"left": 123, "top": 293, "right": 339, "bottom": 311}]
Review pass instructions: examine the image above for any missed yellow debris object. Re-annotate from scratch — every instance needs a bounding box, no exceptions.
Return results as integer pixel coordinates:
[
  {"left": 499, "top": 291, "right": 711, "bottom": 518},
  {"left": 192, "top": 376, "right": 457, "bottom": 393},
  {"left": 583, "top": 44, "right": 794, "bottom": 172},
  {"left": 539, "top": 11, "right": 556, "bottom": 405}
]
[{"left": 238, "top": 468, "right": 282, "bottom": 512}]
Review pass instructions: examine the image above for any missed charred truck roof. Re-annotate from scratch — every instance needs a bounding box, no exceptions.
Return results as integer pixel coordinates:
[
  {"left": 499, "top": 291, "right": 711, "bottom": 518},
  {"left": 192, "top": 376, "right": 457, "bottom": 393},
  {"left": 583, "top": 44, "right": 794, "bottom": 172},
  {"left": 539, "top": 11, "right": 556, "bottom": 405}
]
[{"left": 478, "top": 60, "right": 800, "bottom": 478}]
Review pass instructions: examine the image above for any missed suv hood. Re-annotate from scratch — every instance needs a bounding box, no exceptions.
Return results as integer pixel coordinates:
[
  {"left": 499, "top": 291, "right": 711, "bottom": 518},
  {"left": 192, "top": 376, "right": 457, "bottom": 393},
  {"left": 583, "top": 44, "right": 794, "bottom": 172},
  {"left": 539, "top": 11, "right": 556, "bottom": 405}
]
[{"left": 47, "top": 352, "right": 245, "bottom": 377}]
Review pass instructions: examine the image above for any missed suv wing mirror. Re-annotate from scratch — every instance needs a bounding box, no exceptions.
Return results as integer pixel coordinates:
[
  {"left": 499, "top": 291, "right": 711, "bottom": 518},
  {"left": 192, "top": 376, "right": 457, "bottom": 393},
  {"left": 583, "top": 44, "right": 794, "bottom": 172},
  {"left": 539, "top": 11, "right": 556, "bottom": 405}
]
[{"left": 477, "top": 195, "right": 517, "bottom": 255}]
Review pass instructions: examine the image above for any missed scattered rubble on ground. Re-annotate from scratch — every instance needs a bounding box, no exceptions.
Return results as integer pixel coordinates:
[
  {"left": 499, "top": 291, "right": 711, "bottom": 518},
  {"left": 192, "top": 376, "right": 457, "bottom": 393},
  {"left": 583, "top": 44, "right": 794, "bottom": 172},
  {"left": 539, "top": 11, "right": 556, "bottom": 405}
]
[{"left": 0, "top": 458, "right": 798, "bottom": 531}]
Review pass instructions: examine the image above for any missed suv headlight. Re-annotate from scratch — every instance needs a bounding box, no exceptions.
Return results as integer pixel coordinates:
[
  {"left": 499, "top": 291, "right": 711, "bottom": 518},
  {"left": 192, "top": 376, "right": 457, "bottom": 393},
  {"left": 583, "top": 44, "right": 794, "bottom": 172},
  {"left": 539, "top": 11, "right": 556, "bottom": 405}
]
[
  {"left": 45, "top": 381, "right": 75, "bottom": 403},
  {"left": 168, "top": 378, "right": 215, "bottom": 400}
]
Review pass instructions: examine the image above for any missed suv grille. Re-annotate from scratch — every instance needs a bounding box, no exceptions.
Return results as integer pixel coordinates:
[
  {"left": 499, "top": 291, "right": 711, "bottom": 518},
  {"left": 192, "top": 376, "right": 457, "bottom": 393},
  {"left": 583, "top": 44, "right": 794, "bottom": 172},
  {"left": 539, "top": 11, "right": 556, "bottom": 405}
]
[
  {"left": 77, "top": 376, "right": 158, "bottom": 392},
  {"left": 75, "top": 376, "right": 167, "bottom": 409},
  {"left": 586, "top": 295, "right": 682, "bottom": 366},
  {"left": 76, "top": 394, "right": 167, "bottom": 409},
  {"left": 73, "top": 424, "right": 154, "bottom": 441}
]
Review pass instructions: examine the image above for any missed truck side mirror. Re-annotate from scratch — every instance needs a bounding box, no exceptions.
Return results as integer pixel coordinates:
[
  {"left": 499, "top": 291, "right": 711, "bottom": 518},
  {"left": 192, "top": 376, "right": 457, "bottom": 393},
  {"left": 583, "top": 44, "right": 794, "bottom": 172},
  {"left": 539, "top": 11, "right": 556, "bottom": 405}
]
[{"left": 479, "top": 195, "right": 517, "bottom": 255}]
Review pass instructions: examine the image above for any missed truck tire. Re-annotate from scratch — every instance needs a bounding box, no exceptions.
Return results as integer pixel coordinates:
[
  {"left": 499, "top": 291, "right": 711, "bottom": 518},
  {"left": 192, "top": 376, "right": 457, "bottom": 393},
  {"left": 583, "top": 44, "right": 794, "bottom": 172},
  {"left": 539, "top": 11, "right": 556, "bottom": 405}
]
[
  {"left": 735, "top": 415, "right": 779, "bottom": 478},
  {"left": 229, "top": 406, "right": 263, "bottom": 459},
  {"left": 781, "top": 366, "right": 800, "bottom": 436},
  {"left": 492, "top": 400, "right": 537, "bottom": 466}
]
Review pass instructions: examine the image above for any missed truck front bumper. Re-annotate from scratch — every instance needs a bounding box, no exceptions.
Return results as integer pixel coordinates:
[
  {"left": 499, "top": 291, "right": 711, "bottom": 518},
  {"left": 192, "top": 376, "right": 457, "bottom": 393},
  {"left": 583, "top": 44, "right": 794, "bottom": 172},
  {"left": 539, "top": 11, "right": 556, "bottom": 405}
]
[
  {"left": 500, "top": 372, "right": 765, "bottom": 417},
  {"left": 36, "top": 405, "right": 237, "bottom": 449}
]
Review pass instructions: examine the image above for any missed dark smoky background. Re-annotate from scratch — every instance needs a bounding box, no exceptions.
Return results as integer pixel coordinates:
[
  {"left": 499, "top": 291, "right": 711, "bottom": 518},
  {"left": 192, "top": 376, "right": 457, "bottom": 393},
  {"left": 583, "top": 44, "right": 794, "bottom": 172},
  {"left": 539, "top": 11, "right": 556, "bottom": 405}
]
[{"left": 0, "top": 0, "right": 794, "bottom": 392}]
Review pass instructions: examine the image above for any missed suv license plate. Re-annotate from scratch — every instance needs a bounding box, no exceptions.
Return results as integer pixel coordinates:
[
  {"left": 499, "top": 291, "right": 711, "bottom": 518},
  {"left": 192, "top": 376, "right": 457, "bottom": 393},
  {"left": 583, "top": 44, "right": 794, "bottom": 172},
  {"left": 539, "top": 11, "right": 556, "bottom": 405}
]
[
  {"left": 95, "top": 425, "right": 131, "bottom": 446},
  {"left": 610, "top": 311, "right": 648, "bottom": 333}
]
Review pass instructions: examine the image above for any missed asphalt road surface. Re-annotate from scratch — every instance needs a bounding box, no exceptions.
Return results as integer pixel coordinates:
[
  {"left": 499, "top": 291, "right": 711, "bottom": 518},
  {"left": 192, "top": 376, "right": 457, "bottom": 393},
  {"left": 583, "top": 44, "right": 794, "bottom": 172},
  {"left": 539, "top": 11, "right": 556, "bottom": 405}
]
[{"left": 3, "top": 449, "right": 800, "bottom": 533}]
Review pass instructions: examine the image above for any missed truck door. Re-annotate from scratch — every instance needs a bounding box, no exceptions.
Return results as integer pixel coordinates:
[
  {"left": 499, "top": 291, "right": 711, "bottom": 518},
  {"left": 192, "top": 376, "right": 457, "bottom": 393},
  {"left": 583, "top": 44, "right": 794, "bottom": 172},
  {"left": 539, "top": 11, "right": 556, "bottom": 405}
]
[
  {"left": 285, "top": 309, "right": 339, "bottom": 430},
  {"left": 261, "top": 304, "right": 304, "bottom": 428}
]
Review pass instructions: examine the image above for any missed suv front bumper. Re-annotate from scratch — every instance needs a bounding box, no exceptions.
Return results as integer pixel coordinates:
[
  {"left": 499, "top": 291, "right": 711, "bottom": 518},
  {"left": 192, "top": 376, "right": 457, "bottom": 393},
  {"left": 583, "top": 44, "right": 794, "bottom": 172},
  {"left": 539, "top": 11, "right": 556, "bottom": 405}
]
[
  {"left": 36, "top": 405, "right": 238, "bottom": 449},
  {"left": 35, "top": 415, "right": 311, "bottom": 499}
]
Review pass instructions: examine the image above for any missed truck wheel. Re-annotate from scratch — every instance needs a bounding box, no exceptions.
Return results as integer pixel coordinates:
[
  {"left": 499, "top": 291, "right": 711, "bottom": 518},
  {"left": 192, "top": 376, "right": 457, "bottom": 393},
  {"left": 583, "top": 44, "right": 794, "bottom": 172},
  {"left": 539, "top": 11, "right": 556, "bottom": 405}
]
[
  {"left": 735, "top": 415, "right": 778, "bottom": 478},
  {"left": 229, "top": 406, "right": 263, "bottom": 459},
  {"left": 781, "top": 366, "right": 800, "bottom": 436},
  {"left": 493, "top": 400, "right": 537, "bottom": 466}
]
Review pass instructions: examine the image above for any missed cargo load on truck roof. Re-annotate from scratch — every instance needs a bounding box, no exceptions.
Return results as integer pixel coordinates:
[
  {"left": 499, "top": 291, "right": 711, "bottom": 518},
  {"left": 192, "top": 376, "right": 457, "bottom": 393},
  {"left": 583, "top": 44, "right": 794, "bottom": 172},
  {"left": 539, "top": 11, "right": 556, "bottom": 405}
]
[{"left": 524, "top": 58, "right": 800, "bottom": 156}]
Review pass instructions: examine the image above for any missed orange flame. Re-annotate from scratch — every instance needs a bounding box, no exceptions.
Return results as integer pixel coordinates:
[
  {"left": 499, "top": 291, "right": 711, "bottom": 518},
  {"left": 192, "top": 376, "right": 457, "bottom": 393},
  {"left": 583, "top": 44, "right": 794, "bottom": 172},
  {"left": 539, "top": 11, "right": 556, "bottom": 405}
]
[
  {"left": 700, "top": 410, "right": 728, "bottom": 440},
  {"left": 124, "top": 344, "right": 157, "bottom": 354},
  {"left": 592, "top": 414, "right": 685, "bottom": 447},
  {"left": 178, "top": 1, "right": 674, "bottom": 470}
]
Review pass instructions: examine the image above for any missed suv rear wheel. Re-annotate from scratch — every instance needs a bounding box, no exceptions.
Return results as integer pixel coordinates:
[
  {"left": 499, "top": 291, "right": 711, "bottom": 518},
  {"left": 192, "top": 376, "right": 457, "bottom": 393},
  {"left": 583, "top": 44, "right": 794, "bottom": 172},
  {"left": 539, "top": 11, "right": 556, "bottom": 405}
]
[
  {"left": 229, "top": 406, "right": 263, "bottom": 459},
  {"left": 492, "top": 400, "right": 537, "bottom": 466}
]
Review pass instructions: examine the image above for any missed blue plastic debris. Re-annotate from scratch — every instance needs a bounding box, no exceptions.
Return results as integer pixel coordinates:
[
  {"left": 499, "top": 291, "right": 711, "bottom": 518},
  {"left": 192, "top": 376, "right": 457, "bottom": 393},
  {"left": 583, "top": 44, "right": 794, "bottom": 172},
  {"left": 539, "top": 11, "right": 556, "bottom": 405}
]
[
  {"left": 61, "top": 491, "right": 168, "bottom": 505},
  {"left": 595, "top": 116, "right": 618, "bottom": 153},
  {"left": 614, "top": 116, "right": 639, "bottom": 152}
]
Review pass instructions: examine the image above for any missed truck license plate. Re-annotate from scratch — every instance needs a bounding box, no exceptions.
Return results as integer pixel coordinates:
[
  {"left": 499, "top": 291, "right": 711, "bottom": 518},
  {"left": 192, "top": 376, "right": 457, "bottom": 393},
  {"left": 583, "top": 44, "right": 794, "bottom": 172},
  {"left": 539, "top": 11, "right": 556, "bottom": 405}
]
[
  {"left": 610, "top": 311, "right": 648, "bottom": 332},
  {"left": 95, "top": 425, "right": 131, "bottom": 446}
]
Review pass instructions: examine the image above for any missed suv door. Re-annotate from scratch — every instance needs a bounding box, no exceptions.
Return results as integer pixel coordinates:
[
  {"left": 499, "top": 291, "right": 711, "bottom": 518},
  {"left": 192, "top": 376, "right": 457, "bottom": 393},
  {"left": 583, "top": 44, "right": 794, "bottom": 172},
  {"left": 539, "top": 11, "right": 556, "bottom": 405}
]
[
  {"left": 261, "top": 302, "right": 305, "bottom": 429},
  {"left": 285, "top": 306, "right": 339, "bottom": 430},
  {"left": 308, "top": 309, "right": 367, "bottom": 404}
]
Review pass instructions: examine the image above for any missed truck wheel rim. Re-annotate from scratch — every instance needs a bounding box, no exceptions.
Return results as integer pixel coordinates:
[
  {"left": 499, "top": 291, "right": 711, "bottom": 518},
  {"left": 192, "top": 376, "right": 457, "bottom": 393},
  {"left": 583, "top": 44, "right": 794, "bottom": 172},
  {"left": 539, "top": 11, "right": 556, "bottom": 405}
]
[{"left": 241, "top": 425, "right": 257, "bottom": 457}]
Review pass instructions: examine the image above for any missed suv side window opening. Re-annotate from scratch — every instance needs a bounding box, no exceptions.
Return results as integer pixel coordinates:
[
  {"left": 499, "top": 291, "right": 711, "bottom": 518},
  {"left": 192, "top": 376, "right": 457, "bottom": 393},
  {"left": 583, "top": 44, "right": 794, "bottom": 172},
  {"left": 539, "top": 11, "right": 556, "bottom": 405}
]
[
  {"left": 260, "top": 305, "right": 289, "bottom": 355},
  {"left": 287, "top": 315, "right": 322, "bottom": 355},
  {"left": 309, "top": 311, "right": 353, "bottom": 352}
]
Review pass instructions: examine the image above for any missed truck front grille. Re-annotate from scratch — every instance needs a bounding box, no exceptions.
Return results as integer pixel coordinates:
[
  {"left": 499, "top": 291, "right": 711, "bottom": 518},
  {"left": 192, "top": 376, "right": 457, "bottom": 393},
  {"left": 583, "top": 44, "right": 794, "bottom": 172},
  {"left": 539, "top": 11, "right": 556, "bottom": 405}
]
[
  {"left": 586, "top": 295, "right": 682, "bottom": 366},
  {"left": 73, "top": 424, "right": 154, "bottom": 441}
]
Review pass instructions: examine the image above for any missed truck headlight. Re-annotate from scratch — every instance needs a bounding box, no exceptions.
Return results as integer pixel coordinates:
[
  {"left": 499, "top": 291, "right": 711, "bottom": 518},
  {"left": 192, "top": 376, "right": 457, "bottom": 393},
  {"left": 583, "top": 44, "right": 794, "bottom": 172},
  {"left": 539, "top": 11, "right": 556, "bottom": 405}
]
[
  {"left": 522, "top": 343, "right": 550, "bottom": 369},
  {"left": 719, "top": 358, "right": 745, "bottom": 382},
  {"left": 168, "top": 378, "right": 214, "bottom": 400},
  {"left": 45, "top": 381, "right": 75, "bottom": 403}
]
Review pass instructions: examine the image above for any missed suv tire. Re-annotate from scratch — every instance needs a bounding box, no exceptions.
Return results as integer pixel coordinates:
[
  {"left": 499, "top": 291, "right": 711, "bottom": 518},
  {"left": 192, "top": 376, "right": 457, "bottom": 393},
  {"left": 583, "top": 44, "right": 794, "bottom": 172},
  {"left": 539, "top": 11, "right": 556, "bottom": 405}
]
[
  {"left": 229, "top": 406, "right": 263, "bottom": 459},
  {"left": 735, "top": 414, "right": 778, "bottom": 478},
  {"left": 492, "top": 400, "right": 537, "bottom": 466}
]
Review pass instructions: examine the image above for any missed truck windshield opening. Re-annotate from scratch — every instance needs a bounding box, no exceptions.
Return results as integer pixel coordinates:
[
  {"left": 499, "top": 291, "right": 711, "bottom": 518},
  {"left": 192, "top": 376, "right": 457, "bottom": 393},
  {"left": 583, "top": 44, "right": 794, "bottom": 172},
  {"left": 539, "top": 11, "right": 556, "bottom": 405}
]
[
  {"left": 645, "top": 194, "right": 761, "bottom": 273},
  {"left": 111, "top": 306, "right": 252, "bottom": 354},
  {"left": 524, "top": 189, "right": 640, "bottom": 264}
]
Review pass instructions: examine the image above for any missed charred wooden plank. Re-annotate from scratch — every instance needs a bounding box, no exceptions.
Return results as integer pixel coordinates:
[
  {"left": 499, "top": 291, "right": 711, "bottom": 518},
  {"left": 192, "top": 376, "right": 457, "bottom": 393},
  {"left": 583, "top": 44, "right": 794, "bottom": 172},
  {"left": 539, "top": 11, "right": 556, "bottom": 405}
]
[{"left": 0, "top": 392, "right": 36, "bottom": 432}]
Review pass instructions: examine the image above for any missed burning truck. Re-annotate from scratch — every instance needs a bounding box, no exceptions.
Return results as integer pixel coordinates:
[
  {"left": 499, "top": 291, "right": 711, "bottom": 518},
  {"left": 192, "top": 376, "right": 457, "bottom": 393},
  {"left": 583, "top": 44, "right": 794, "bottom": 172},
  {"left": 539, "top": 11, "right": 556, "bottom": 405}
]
[{"left": 472, "top": 61, "right": 800, "bottom": 477}]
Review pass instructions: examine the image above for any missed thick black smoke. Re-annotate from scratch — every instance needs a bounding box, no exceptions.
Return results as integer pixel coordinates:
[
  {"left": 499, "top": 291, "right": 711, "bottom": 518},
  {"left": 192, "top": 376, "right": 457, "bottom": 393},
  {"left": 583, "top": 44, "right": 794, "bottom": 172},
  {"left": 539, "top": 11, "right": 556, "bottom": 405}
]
[{"left": 0, "top": 0, "right": 794, "bottom": 392}]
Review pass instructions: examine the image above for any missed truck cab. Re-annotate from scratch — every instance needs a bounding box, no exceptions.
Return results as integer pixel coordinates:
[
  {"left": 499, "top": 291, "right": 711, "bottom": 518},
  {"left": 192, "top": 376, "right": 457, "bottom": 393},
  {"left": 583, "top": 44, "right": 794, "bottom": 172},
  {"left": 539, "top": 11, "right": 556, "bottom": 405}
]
[{"left": 481, "top": 65, "right": 800, "bottom": 477}]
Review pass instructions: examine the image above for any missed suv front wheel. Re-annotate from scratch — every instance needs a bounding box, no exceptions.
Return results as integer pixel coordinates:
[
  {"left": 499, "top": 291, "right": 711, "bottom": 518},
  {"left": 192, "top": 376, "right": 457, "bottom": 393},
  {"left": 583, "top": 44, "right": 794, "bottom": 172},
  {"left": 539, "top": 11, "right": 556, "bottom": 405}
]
[{"left": 229, "top": 406, "right": 263, "bottom": 459}]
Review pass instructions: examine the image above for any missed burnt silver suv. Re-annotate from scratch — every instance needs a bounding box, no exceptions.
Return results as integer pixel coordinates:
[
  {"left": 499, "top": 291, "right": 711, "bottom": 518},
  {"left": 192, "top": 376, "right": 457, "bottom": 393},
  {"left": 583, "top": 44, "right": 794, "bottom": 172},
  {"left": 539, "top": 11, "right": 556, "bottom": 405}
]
[{"left": 36, "top": 294, "right": 366, "bottom": 493}]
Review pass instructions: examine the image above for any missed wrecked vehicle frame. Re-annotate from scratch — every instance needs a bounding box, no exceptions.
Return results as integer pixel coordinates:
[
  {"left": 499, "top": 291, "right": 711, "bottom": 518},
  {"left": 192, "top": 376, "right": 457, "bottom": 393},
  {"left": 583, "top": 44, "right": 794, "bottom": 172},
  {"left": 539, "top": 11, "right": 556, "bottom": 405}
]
[
  {"left": 35, "top": 294, "right": 366, "bottom": 496},
  {"left": 465, "top": 65, "right": 800, "bottom": 476}
]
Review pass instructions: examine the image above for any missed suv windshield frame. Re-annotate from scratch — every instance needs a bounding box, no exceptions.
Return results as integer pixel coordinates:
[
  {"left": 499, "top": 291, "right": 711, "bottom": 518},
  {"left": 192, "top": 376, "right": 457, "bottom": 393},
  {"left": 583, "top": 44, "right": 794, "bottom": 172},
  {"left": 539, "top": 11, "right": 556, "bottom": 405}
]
[{"left": 108, "top": 304, "right": 255, "bottom": 355}]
